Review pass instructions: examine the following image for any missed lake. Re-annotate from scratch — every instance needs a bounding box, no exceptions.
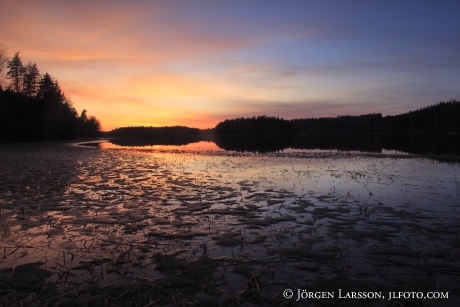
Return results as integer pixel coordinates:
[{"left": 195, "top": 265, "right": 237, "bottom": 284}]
[{"left": 1, "top": 141, "right": 459, "bottom": 306}]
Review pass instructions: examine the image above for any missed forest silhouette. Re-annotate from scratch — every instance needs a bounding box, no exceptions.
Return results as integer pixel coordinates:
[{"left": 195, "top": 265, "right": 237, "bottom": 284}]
[
  {"left": 111, "top": 100, "right": 460, "bottom": 139},
  {"left": 109, "top": 101, "right": 460, "bottom": 156},
  {"left": 1, "top": 45, "right": 459, "bottom": 153},
  {"left": 0, "top": 49, "right": 100, "bottom": 142},
  {"left": 215, "top": 101, "right": 460, "bottom": 136}
]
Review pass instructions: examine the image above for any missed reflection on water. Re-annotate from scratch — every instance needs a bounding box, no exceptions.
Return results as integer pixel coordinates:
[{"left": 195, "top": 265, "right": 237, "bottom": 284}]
[
  {"left": 108, "top": 133, "right": 460, "bottom": 160},
  {"left": 102, "top": 139, "right": 222, "bottom": 152},
  {"left": 110, "top": 134, "right": 203, "bottom": 147},
  {"left": 214, "top": 135, "right": 297, "bottom": 153},
  {"left": 1, "top": 142, "right": 460, "bottom": 306}
]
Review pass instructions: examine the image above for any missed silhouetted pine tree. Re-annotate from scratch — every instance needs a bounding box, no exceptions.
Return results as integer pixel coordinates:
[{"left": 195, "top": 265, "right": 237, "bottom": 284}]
[
  {"left": 6, "top": 52, "right": 24, "bottom": 93},
  {"left": 22, "top": 62, "right": 40, "bottom": 97}
]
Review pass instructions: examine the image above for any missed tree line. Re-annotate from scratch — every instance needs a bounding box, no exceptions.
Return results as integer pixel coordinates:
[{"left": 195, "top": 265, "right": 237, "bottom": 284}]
[
  {"left": 108, "top": 100, "right": 460, "bottom": 142},
  {"left": 0, "top": 45, "right": 100, "bottom": 142},
  {"left": 215, "top": 115, "right": 295, "bottom": 135},
  {"left": 216, "top": 101, "right": 460, "bottom": 136}
]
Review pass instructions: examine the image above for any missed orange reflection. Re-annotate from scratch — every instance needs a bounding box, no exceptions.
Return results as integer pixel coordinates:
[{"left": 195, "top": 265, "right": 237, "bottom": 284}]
[{"left": 100, "top": 140, "right": 221, "bottom": 151}]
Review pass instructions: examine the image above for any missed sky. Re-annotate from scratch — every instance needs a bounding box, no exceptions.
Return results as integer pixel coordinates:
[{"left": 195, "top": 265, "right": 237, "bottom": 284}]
[{"left": 1, "top": 0, "right": 459, "bottom": 131}]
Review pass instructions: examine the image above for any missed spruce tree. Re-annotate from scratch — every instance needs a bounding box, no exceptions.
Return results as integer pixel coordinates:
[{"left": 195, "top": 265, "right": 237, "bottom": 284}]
[
  {"left": 23, "top": 62, "right": 40, "bottom": 96},
  {"left": 6, "top": 52, "right": 24, "bottom": 93},
  {"left": 37, "top": 72, "right": 54, "bottom": 100}
]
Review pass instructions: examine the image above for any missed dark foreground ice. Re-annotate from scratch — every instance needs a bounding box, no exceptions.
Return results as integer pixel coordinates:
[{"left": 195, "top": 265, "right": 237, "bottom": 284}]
[{"left": 1, "top": 141, "right": 459, "bottom": 306}]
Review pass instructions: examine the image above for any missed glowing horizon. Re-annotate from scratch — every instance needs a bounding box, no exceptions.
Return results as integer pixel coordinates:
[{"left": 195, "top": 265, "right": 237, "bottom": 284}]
[{"left": 1, "top": 0, "right": 459, "bottom": 131}]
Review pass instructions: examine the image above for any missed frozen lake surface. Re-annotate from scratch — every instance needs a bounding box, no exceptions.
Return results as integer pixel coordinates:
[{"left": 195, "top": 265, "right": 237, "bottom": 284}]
[{"left": 1, "top": 141, "right": 459, "bottom": 306}]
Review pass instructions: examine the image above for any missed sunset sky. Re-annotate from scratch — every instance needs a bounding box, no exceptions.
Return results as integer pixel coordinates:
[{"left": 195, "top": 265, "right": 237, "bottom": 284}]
[{"left": 1, "top": 0, "right": 459, "bottom": 131}]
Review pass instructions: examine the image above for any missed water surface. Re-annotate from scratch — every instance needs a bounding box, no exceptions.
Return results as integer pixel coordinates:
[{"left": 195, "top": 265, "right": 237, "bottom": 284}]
[{"left": 1, "top": 142, "right": 459, "bottom": 306}]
